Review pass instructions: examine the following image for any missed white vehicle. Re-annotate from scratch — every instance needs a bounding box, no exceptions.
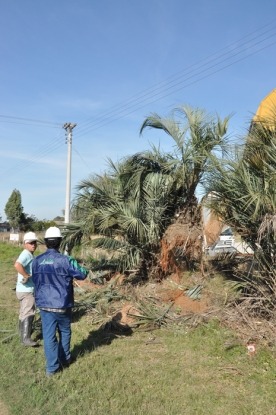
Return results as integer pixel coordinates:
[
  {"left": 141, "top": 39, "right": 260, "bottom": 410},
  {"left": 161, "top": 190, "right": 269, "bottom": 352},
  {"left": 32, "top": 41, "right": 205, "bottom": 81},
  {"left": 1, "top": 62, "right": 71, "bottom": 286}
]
[{"left": 205, "top": 226, "right": 236, "bottom": 256}]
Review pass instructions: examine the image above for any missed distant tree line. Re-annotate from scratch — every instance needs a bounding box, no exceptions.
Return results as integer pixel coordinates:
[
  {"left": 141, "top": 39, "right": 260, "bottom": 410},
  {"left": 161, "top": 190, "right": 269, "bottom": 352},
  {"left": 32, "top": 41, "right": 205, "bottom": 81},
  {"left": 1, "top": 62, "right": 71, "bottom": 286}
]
[{"left": 3, "top": 189, "right": 63, "bottom": 232}]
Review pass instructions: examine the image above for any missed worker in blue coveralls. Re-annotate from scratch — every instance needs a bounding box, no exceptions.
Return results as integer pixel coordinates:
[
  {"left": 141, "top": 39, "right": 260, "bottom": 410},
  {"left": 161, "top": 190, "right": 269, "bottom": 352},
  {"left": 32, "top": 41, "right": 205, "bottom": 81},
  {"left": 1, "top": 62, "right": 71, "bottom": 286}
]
[{"left": 32, "top": 226, "right": 87, "bottom": 377}]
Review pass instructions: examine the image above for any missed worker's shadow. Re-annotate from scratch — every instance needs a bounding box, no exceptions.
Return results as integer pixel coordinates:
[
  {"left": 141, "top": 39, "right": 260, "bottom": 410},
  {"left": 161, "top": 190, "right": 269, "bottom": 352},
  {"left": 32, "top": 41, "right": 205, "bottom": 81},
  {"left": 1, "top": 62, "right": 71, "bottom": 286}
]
[{"left": 71, "top": 312, "right": 133, "bottom": 358}]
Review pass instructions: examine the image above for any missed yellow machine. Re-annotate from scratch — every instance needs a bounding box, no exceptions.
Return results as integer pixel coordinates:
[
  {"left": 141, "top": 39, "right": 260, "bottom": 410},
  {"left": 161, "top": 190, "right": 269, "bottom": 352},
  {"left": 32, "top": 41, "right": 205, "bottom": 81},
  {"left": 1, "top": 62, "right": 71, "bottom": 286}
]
[{"left": 253, "top": 88, "right": 276, "bottom": 122}]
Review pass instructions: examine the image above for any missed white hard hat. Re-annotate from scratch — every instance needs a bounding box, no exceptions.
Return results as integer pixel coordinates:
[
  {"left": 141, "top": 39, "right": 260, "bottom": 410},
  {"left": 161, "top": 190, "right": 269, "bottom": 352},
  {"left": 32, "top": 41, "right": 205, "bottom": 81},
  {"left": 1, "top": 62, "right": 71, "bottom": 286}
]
[
  {"left": 24, "top": 232, "right": 38, "bottom": 243},
  {"left": 45, "top": 226, "right": 62, "bottom": 239}
]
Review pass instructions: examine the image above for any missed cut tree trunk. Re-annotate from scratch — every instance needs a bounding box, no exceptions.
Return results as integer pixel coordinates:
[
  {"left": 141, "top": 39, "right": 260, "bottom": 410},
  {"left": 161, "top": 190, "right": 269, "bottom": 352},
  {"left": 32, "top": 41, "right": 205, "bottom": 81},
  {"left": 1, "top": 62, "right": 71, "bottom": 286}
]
[{"left": 160, "top": 198, "right": 203, "bottom": 276}]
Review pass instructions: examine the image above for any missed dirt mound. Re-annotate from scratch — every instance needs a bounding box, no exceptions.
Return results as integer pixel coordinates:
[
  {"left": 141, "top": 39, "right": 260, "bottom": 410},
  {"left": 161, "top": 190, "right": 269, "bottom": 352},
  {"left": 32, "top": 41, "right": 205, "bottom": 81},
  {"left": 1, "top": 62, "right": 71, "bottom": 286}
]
[{"left": 157, "top": 286, "right": 208, "bottom": 315}]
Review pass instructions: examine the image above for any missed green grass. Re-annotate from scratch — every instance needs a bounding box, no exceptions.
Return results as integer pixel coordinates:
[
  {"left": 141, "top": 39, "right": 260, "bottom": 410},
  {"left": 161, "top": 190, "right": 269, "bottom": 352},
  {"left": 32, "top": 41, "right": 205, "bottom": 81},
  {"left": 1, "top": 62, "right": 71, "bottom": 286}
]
[{"left": 1, "top": 242, "right": 276, "bottom": 415}]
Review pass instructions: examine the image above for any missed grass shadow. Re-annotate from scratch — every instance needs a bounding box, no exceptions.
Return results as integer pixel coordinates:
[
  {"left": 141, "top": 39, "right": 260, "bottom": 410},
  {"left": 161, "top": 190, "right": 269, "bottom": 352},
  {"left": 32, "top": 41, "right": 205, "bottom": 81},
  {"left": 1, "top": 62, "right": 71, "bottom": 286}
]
[
  {"left": 71, "top": 315, "right": 133, "bottom": 359},
  {"left": 72, "top": 307, "right": 88, "bottom": 323}
]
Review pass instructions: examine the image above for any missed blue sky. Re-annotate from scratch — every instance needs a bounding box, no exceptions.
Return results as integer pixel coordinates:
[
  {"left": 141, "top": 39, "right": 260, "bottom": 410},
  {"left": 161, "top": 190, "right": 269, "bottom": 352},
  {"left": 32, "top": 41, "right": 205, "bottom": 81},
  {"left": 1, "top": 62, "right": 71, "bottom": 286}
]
[{"left": 1, "top": 0, "right": 276, "bottom": 221}]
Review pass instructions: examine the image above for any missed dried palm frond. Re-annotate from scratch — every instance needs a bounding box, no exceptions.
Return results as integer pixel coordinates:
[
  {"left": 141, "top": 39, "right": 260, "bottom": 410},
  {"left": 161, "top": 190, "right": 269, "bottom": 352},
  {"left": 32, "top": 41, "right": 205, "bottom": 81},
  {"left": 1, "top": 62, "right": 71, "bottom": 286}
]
[{"left": 127, "top": 299, "right": 174, "bottom": 329}]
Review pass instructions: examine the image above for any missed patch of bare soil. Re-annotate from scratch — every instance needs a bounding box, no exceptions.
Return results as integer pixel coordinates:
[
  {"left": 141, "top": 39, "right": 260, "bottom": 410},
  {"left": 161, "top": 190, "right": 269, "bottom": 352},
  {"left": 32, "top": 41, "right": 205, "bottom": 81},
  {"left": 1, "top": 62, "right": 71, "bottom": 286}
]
[
  {"left": 175, "top": 294, "right": 208, "bottom": 314},
  {"left": 112, "top": 304, "right": 139, "bottom": 326}
]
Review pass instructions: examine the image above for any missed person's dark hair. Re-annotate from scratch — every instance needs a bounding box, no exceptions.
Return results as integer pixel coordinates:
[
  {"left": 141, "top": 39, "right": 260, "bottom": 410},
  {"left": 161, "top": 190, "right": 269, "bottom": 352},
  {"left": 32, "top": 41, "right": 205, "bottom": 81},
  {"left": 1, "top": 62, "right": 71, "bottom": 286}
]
[{"left": 44, "top": 238, "right": 62, "bottom": 250}]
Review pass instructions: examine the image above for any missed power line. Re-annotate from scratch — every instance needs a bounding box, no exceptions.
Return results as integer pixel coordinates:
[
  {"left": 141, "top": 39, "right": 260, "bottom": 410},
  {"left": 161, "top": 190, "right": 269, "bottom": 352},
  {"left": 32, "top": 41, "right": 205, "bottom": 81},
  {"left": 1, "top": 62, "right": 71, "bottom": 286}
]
[
  {"left": 0, "top": 142, "right": 65, "bottom": 180},
  {"left": 75, "top": 19, "right": 276, "bottom": 132},
  {"left": 72, "top": 146, "right": 92, "bottom": 173},
  {"left": 74, "top": 21, "right": 276, "bottom": 136},
  {"left": 1, "top": 20, "right": 276, "bottom": 179},
  {"left": 0, "top": 130, "right": 65, "bottom": 180},
  {"left": 2, "top": 38, "right": 276, "bottom": 179},
  {"left": 0, "top": 114, "right": 62, "bottom": 126},
  {"left": 0, "top": 120, "right": 61, "bottom": 128},
  {"left": 74, "top": 35, "right": 276, "bottom": 139}
]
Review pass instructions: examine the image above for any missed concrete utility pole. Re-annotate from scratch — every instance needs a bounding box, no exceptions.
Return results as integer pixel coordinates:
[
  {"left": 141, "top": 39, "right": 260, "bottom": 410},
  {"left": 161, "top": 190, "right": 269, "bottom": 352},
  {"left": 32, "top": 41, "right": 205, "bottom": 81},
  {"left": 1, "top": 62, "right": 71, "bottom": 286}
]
[{"left": 63, "top": 122, "right": 76, "bottom": 224}]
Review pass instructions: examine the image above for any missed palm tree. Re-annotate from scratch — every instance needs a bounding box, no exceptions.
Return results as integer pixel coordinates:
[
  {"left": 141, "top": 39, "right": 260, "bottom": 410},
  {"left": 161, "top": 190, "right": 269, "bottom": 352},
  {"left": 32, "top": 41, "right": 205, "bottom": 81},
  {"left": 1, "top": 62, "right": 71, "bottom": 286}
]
[
  {"left": 61, "top": 156, "right": 173, "bottom": 275},
  {"left": 62, "top": 105, "right": 230, "bottom": 277},
  {"left": 139, "top": 106, "right": 230, "bottom": 205},
  {"left": 204, "top": 113, "right": 276, "bottom": 295},
  {"left": 137, "top": 105, "right": 230, "bottom": 274}
]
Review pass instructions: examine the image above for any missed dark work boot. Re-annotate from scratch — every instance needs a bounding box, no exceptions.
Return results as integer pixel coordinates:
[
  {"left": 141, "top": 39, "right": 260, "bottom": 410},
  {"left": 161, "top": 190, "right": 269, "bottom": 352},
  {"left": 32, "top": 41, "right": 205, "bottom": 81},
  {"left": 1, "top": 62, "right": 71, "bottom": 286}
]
[
  {"left": 21, "top": 316, "right": 39, "bottom": 347},
  {"left": 60, "top": 357, "right": 73, "bottom": 368}
]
